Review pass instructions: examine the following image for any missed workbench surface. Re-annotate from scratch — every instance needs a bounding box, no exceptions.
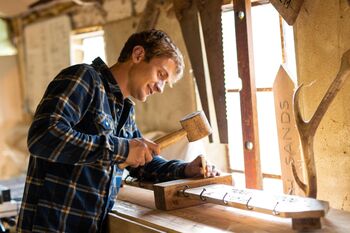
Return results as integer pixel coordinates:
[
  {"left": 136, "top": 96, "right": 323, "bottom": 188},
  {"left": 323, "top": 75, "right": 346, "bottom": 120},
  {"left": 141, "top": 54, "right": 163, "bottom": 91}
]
[{"left": 108, "top": 185, "right": 350, "bottom": 233}]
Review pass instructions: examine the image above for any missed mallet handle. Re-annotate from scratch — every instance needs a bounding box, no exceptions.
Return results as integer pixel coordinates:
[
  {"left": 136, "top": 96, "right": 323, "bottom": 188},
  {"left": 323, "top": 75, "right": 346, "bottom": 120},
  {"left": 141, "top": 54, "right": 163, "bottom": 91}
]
[
  {"left": 118, "top": 129, "right": 187, "bottom": 170},
  {"left": 154, "top": 129, "right": 187, "bottom": 150}
]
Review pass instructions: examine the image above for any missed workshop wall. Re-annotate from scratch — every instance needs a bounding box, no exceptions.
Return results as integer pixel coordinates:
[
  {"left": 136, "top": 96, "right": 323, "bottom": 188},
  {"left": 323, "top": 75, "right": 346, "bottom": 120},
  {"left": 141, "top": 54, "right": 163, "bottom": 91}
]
[
  {"left": 0, "top": 55, "right": 28, "bottom": 179},
  {"left": 294, "top": 0, "right": 350, "bottom": 211}
]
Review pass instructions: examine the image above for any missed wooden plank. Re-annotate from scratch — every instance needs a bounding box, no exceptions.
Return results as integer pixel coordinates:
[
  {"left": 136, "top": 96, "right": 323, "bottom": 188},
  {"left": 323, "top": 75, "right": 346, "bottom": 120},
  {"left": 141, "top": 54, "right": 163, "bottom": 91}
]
[
  {"left": 113, "top": 185, "right": 350, "bottom": 233},
  {"left": 107, "top": 213, "right": 166, "bottom": 233},
  {"left": 233, "top": 0, "right": 263, "bottom": 189},
  {"left": 153, "top": 174, "right": 233, "bottom": 210},
  {"left": 183, "top": 184, "right": 328, "bottom": 219},
  {"left": 270, "top": 0, "right": 304, "bottom": 25},
  {"left": 273, "top": 65, "right": 304, "bottom": 196}
]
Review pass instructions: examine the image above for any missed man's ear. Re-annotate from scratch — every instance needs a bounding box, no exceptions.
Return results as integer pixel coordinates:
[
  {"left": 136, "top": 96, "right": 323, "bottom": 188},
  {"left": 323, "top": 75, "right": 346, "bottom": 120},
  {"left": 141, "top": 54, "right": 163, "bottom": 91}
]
[{"left": 132, "top": 45, "right": 145, "bottom": 63}]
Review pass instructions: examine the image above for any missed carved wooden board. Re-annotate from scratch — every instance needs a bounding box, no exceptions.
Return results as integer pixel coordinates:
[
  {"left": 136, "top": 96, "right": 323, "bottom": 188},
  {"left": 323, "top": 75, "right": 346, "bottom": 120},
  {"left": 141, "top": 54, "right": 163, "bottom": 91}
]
[
  {"left": 273, "top": 65, "right": 304, "bottom": 196},
  {"left": 183, "top": 184, "right": 328, "bottom": 219},
  {"left": 270, "top": 0, "right": 304, "bottom": 25}
]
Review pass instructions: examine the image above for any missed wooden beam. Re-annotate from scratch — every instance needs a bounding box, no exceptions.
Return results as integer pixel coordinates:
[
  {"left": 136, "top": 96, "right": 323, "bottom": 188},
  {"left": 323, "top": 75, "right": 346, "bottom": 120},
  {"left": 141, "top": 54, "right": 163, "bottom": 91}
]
[{"left": 233, "top": 0, "right": 262, "bottom": 189}]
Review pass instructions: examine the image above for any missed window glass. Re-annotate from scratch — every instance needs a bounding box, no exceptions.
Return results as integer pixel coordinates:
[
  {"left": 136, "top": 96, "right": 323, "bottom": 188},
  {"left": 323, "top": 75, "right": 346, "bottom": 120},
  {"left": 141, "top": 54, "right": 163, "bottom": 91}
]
[
  {"left": 251, "top": 4, "right": 282, "bottom": 88},
  {"left": 71, "top": 30, "right": 106, "bottom": 65},
  {"left": 256, "top": 92, "right": 281, "bottom": 175}
]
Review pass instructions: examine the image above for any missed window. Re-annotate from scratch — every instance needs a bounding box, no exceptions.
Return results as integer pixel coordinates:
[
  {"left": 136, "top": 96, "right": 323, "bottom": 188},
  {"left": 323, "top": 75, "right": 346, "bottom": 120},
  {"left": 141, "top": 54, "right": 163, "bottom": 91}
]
[
  {"left": 70, "top": 29, "right": 106, "bottom": 65},
  {"left": 222, "top": 3, "right": 296, "bottom": 192}
]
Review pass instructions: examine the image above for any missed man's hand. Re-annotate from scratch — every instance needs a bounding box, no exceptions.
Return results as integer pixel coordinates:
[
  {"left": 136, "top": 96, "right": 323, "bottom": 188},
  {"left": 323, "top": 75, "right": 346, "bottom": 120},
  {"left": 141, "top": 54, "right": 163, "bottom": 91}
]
[
  {"left": 184, "top": 155, "right": 220, "bottom": 178},
  {"left": 125, "top": 138, "right": 160, "bottom": 168}
]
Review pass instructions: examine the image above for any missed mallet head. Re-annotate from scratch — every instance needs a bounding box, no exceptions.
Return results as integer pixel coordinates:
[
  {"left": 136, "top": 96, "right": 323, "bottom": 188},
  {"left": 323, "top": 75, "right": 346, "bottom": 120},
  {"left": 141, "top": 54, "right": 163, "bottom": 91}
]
[{"left": 180, "top": 111, "right": 212, "bottom": 142}]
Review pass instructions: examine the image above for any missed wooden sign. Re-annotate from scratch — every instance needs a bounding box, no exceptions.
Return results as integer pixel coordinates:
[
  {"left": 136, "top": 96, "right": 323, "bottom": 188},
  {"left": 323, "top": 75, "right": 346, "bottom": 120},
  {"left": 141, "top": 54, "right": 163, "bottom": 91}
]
[
  {"left": 183, "top": 184, "right": 329, "bottom": 230},
  {"left": 183, "top": 184, "right": 328, "bottom": 218},
  {"left": 273, "top": 65, "right": 304, "bottom": 196},
  {"left": 270, "top": 0, "right": 304, "bottom": 25},
  {"left": 123, "top": 173, "right": 329, "bottom": 230}
]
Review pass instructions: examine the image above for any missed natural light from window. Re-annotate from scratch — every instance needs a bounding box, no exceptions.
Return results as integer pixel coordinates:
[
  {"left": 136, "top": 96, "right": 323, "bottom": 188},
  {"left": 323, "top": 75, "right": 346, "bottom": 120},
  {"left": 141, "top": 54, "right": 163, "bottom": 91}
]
[
  {"left": 70, "top": 30, "right": 106, "bottom": 65},
  {"left": 222, "top": 3, "right": 296, "bottom": 193}
]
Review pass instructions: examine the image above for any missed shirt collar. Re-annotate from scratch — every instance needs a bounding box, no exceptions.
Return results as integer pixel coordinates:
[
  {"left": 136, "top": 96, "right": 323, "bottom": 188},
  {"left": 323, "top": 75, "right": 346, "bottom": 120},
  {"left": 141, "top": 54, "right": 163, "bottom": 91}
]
[{"left": 92, "top": 57, "right": 134, "bottom": 106}]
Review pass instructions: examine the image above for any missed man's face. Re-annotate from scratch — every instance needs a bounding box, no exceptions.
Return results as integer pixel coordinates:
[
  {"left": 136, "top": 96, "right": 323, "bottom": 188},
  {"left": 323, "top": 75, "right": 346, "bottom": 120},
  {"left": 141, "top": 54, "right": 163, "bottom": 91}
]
[{"left": 128, "top": 49, "right": 177, "bottom": 102}]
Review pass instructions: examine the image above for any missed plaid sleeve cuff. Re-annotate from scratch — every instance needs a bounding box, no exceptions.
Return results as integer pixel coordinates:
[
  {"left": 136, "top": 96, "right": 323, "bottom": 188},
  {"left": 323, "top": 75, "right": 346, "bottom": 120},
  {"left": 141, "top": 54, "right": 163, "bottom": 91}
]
[
  {"left": 174, "top": 162, "right": 188, "bottom": 179},
  {"left": 108, "top": 136, "right": 129, "bottom": 163}
]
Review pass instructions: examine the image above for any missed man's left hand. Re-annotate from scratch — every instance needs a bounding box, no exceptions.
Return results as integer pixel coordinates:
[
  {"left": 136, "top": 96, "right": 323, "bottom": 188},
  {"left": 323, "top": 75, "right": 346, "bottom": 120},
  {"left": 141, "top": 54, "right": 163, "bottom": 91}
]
[{"left": 184, "top": 155, "right": 220, "bottom": 178}]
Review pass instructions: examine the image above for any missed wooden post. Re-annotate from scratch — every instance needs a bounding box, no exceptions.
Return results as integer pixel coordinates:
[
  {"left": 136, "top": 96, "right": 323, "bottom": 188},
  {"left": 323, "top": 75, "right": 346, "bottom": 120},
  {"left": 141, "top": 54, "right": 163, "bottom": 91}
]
[{"left": 233, "top": 0, "right": 262, "bottom": 189}]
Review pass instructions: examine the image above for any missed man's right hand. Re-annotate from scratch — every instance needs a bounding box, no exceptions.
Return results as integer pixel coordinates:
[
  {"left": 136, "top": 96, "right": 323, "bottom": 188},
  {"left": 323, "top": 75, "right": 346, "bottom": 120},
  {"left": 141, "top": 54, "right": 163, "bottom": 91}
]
[{"left": 125, "top": 138, "right": 160, "bottom": 168}]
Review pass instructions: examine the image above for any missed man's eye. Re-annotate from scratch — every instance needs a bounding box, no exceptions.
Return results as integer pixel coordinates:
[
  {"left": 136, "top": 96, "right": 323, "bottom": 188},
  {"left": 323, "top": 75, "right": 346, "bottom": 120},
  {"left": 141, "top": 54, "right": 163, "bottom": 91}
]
[{"left": 159, "top": 72, "right": 166, "bottom": 80}]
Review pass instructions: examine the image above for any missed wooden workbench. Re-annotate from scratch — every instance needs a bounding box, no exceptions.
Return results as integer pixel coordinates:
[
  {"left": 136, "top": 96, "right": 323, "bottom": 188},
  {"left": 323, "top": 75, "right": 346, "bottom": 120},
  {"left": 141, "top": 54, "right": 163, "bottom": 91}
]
[{"left": 108, "top": 185, "right": 350, "bottom": 233}]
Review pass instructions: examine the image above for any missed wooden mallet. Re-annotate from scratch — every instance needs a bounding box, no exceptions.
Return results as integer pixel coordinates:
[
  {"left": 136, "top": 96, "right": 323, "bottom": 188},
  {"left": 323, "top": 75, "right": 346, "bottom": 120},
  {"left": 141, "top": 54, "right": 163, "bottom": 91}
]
[{"left": 118, "top": 111, "right": 212, "bottom": 170}]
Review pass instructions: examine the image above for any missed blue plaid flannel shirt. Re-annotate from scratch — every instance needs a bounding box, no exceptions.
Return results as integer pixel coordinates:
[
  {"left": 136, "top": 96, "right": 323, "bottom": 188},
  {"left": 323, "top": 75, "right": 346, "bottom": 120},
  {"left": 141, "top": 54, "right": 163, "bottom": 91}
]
[{"left": 17, "top": 57, "right": 187, "bottom": 233}]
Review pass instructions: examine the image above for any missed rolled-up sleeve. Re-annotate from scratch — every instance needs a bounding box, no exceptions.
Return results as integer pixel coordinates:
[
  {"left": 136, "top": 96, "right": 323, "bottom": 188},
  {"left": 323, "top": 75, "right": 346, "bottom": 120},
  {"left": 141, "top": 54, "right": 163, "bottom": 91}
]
[{"left": 128, "top": 156, "right": 188, "bottom": 182}]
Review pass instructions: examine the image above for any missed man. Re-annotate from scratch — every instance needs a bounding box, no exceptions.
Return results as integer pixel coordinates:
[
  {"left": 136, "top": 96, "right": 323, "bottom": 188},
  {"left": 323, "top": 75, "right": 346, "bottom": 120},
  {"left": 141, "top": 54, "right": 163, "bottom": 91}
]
[{"left": 17, "top": 29, "right": 219, "bottom": 233}]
